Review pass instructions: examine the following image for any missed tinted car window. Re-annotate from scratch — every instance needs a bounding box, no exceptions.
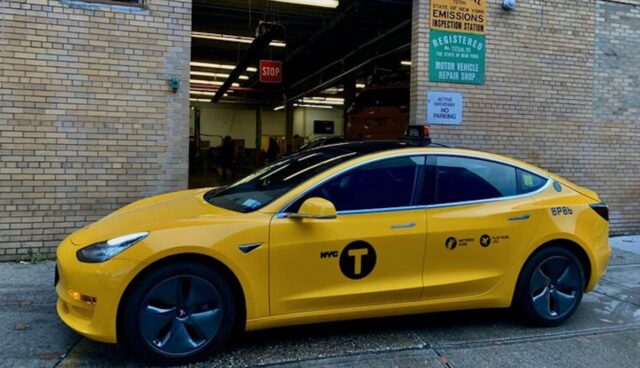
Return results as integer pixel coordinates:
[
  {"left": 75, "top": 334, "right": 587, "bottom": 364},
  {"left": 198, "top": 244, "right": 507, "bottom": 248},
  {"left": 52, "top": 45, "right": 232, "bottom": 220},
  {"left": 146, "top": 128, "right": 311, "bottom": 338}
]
[
  {"left": 431, "top": 156, "right": 517, "bottom": 204},
  {"left": 517, "top": 168, "right": 547, "bottom": 194},
  {"left": 291, "top": 156, "right": 424, "bottom": 212},
  {"left": 205, "top": 142, "right": 412, "bottom": 213}
]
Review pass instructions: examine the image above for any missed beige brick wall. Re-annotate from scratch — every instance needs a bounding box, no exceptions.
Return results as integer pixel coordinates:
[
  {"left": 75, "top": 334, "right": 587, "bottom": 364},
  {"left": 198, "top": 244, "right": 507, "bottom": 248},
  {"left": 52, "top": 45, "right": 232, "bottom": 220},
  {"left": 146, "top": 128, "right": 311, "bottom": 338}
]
[
  {"left": 411, "top": 0, "right": 639, "bottom": 235},
  {"left": 0, "top": 0, "right": 191, "bottom": 260},
  {"left": 594, "top": 0, "right": 640, "bottom": 234}
]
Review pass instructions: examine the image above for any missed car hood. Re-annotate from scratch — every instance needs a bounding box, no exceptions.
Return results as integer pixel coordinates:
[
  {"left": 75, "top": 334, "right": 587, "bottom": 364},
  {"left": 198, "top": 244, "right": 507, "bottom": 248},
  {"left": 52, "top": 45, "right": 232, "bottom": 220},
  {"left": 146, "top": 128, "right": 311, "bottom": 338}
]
[{"left": 70, "top": 188, "right": 235, "bottom": 246}]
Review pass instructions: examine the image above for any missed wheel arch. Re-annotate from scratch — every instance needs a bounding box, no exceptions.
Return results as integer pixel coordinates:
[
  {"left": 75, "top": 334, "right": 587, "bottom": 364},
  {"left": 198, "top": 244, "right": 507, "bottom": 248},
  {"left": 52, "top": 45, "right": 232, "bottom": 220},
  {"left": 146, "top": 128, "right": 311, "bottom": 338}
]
[
  {"left": 115, "top": 253, "right": 247, "bottom": 344},
  {"left": 522, "top": 238, "right": 592, "bottom": 292}
]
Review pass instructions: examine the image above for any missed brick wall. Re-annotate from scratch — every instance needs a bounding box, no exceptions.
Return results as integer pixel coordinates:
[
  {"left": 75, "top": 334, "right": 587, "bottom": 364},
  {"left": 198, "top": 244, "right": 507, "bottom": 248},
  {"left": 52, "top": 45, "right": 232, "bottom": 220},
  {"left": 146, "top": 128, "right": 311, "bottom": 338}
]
[
  {"left": 411, "top": 0, "right": 639, "bottom": 235},
  {"left": 0, "top": 0, "right": 191, "bottom": 260},
  {"left": 594, "top": 0, "right": 640, "bottom": 234}
]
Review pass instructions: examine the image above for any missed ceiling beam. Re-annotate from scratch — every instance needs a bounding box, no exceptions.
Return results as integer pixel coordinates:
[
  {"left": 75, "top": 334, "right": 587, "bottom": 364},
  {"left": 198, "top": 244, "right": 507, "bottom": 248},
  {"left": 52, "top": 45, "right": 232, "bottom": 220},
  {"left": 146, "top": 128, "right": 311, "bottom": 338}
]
[
  {"left": 285, "top": 42, "right": 409, "bottom": 103},
  {"left": 287, "top": 18, "right": 410, "bottom": 90}
]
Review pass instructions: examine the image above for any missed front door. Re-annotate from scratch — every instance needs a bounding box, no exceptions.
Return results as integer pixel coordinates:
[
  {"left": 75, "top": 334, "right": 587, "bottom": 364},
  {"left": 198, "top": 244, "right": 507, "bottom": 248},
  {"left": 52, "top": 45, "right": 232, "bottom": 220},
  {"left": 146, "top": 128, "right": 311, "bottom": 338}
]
[{"left": 270, "top": 155, "right": 427, "bottom": 315}]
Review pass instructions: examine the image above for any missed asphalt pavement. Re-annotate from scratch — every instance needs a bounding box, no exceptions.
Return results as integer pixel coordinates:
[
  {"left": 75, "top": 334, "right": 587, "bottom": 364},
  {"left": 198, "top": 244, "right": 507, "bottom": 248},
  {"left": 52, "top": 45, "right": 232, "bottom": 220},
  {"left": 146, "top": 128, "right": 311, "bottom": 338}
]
[{"left": 1, "top": 236, "right": 639, "bottom": 368}]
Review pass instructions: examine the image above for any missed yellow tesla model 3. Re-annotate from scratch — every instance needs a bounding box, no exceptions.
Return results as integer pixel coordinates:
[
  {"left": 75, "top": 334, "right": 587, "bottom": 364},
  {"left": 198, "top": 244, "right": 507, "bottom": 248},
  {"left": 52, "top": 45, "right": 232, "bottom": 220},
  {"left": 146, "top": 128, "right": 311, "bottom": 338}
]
[{"left": 55, "top": 141, "right": 611, "bottom": 364}]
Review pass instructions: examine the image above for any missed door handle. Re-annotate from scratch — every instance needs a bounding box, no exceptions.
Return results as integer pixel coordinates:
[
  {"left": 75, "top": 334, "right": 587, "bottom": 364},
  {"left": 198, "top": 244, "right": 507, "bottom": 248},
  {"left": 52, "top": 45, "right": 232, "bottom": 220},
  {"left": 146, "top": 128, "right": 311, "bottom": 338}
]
[
  {"left": 390, "top": 222, "right": 416, "bottom": 229},
  {"left": 508, "top": 215, "right": 530, "bottom": 221}
]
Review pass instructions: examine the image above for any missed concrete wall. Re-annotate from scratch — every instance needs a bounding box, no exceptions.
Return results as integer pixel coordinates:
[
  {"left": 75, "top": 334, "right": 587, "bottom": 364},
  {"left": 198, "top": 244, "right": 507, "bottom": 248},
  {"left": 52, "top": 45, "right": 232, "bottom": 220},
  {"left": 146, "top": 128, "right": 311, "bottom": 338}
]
[
  {"left": 189, "top": 103, "right": 344, "bottom": 149},
  {"left": 0, "top": 0, "right": 191, "bottom": 260},
  {"left": 189, "top": 104, "right": 285, "bottom": 149},
  {"left": 294, "top": 106, "right": 344, "bottom": 141},
  {"left": 411, "top": 0, "right": 639, "bottom": 235}
]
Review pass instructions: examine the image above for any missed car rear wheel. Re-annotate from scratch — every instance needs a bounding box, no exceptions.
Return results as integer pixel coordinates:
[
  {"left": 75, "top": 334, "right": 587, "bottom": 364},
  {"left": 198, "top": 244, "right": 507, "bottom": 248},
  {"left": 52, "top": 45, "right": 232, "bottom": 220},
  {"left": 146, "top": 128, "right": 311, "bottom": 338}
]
[
  {"left": 514, "top": 246, "right": 585, "bottom": 326},
  {"left": 120, "top": 262, "right": 236, "bottom": 364}
]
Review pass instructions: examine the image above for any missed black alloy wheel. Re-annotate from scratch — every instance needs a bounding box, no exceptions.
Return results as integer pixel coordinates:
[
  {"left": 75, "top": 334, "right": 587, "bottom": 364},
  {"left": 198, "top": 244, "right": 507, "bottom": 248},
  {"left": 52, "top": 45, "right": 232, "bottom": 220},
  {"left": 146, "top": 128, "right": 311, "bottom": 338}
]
[
  {"left": 140, "top": 275, "right": 222, "bottom": 355},
  {"left": 529, "top": 256, "right": 582, "bottom": 320},
  {"left": 515, "top": 246, "right": 585, "bottom": 326},
  {"left": 120, "top": 262, "right": 237, "bottom": 364}
]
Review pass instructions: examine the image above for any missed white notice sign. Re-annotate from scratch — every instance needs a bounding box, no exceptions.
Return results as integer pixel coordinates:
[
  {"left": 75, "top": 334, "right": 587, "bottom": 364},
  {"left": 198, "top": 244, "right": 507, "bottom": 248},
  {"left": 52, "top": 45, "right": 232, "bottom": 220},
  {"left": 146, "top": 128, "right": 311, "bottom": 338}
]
[{"left": 427, "top": 91, "right": 463, "bottom": 125}]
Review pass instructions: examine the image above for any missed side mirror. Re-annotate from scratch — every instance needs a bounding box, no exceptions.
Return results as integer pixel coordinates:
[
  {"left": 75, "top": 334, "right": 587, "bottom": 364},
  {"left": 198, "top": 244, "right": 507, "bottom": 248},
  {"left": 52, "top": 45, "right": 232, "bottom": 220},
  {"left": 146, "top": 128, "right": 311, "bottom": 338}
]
[{"left": 284, "top": 197, "right": 337, "bottom": 219}]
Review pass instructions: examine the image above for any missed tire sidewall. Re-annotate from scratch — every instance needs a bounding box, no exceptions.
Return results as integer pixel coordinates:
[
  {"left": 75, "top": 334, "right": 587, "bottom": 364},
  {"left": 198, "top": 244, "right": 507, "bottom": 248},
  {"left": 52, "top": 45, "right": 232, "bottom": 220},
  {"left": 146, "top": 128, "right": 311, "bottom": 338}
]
[
  {"left": 120, "top": 262, "right": 237, "bottom": 364},
  {"left": 515, "top": 246, "right": 585, "bottom": 326}
]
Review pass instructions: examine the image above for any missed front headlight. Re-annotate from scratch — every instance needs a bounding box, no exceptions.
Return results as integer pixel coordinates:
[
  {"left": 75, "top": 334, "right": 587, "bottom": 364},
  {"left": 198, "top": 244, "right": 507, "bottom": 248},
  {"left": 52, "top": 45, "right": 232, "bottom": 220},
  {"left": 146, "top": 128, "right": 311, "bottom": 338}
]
[{"left": 76, "top": 232, "right": 149, "bottom": 263}]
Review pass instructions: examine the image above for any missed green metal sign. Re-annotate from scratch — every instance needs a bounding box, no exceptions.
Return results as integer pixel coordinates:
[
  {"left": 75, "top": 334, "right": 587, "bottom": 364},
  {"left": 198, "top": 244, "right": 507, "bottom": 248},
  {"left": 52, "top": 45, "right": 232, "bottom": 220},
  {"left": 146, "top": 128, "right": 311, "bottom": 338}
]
[{"left": 429, "top": 29, "right": 485, "bottom": 85}]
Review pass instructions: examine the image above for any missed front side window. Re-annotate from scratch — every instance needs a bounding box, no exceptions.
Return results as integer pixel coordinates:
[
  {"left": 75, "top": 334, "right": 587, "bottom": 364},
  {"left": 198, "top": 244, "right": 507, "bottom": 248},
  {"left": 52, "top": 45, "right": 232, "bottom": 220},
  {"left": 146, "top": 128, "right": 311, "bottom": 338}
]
[
  {"left": 205, "top": 142, "right": 412, "bottom": 213},
  {"left": 428, "top": 156, "right": 517, "bottom": 205},
  {"left": 205, "top": 147, "right": 360, "bottom": 213},
  {"left": 291, "top": 156, "right": 424, "bottom": 212}
]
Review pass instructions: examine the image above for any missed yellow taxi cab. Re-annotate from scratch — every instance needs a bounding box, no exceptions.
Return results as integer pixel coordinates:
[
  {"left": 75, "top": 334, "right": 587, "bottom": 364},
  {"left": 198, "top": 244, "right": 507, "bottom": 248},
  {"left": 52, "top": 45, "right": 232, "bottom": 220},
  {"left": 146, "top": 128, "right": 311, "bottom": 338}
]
[{"left": 55, "top": 141, "right": 611, "bottom": 364}]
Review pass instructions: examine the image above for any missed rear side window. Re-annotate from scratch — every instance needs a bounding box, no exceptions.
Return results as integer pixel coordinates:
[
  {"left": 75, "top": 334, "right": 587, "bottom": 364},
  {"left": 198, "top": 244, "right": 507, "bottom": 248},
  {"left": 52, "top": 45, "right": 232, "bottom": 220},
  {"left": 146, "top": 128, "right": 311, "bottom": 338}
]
[
  {"left": 517, "top": 169, "right": 547, "bottom": 194},
  {"left": 428, "top": 156, "right": 517, "bottom": 205},
  {"left": 290, "top": 156, "right": 424, "bottom": 212}
]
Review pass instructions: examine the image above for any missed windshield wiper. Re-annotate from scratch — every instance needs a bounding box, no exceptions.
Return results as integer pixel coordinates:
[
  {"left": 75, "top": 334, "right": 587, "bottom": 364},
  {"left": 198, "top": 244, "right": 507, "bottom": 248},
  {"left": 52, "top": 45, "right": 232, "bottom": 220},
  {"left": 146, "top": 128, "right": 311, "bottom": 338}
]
[{"left": 203, "top": 186, "right": 227, "bottom": 201}]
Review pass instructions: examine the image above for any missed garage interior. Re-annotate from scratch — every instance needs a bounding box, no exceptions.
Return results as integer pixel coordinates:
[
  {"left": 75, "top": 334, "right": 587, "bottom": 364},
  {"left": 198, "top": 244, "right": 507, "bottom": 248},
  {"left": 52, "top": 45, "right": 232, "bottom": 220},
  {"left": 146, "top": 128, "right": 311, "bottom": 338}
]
[{"left": 188, "top": 0, "right": 412, "bottom": 188}]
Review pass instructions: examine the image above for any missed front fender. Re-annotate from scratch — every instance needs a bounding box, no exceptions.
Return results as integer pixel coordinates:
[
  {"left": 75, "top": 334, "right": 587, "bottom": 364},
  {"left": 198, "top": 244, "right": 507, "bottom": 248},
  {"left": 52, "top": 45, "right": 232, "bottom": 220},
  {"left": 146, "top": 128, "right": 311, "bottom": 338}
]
[{"left": 117, "top": 219, "right": 270, "bottom": 321}]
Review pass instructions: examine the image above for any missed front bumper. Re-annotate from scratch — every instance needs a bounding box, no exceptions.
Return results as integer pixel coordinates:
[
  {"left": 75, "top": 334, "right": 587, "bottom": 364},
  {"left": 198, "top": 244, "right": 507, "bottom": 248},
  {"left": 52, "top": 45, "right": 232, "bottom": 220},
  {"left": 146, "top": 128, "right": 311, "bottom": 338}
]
[{"left": 55, "top": 236, "right": 139, "bottom": 343}]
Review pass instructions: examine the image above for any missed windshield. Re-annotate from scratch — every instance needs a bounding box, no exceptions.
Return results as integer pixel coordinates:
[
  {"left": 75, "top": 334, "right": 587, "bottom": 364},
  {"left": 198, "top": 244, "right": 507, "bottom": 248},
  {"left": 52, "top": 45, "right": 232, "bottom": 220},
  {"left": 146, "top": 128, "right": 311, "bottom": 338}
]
[{"left": 204, "top": 141, "right": 410, "bottom": 213}]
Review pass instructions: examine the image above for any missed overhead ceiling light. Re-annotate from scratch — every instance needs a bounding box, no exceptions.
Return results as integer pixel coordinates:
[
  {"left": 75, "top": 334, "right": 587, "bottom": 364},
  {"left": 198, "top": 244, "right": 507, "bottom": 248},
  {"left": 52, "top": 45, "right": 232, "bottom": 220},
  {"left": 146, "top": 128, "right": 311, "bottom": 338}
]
[
  {"left": 190, "top": 94, "right": 229, "bottom": 102},
  {"left": 190, "top": 79, "right": 240, "bottom": 87},
  {"left": 192, "top": 32, "right": 286, "bottom": 48},
  {"left": 191, "top": 90, "right": 233, "bottom": 95},
  {"left": 273, "top": 103, "right": 334, "bottom": 110},
  {"left": 306, "top": 96, "right": 344, "bottom": 102},
  {"left": 190, "top": 91, "right": 216, "bottom": 96},
  {"left": 322, "top": 87, "right": 344, "bottom": 94},
  {"left": 401, "top": 60, "right": 412, "bottom": 66},
  {"left": 190, "top": 61, "right": 258, "bottom": 73},
  {"left": 270, "top": 0, "right": 339, "bottom": 8},
  {"left": 294, "top": 103, "right": 333, "bottom": 109},
  {"left": 190, "top": 71, "right": 249, "bottom": 80},
  {"left": 356, "top": 83, "right": 366, "bottom": 88},
  {"left": 190, "top": 90, "right": 233, "bottom": 95},
  {"left": 301, "top": 97, "right": 344, "bottom": 105}
]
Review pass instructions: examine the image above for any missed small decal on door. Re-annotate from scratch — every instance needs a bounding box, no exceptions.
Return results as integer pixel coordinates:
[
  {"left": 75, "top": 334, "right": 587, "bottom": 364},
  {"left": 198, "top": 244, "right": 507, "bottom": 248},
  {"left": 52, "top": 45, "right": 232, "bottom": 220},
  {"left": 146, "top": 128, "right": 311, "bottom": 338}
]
[
  {"left": 445, "top": 237, "right": 458, "bottom": 250},
  {"left": 339, "top": 241, "right": 376, "bottom": 279},
  {"left": 480, "top": 234, "right": 510, "bottom": 247},
  {"left": 320, "top": 250, "right": 339, "bottom": 259},
  {"left": 445, "top": 236, "right": 473, "bottom": 250},
  {"left": 480, "top": 234, "right": 491, "bottom": 247}
]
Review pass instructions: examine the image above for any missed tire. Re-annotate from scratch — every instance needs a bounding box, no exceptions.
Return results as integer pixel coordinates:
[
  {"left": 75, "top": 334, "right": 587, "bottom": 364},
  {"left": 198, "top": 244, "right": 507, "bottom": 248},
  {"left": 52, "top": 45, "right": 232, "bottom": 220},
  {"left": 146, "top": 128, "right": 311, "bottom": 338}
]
[
  {"left": 514, "top": 246, "right": 585, "bottom": 327},
  {"left": 119, "top": 262, "right": 237, "bottom": 364}
]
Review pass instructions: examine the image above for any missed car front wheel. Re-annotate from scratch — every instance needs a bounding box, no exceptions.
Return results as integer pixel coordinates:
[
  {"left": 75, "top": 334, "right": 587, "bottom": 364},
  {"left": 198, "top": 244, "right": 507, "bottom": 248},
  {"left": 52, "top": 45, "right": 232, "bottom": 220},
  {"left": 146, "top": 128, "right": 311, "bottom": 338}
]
[
  {"left": 514, "top": 246, "right": 585, "bottom": 326},
  {"left": 120, "top": 261, "right": 237, "bottom": 364}
]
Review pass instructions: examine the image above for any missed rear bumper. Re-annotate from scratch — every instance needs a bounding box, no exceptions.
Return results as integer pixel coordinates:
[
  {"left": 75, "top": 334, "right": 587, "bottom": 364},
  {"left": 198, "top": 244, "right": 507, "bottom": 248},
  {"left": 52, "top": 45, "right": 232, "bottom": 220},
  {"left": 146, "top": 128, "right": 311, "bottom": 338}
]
[
  {"left": 586, "top": 226, "right": 612, "bottom": 292},
  {"left": 55, "top": 237, "right": 138, "bottom": 344},
  {"left": 588, "top": 238, "right": 611, "bottom": 292}
]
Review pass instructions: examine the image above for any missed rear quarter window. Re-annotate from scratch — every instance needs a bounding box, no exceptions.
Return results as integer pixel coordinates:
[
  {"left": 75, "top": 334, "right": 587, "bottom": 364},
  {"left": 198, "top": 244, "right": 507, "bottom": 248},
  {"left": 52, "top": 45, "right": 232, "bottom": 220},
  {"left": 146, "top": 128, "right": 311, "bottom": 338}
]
[{"left": 517, "top": 169, "right": 547, "bottom": 194}]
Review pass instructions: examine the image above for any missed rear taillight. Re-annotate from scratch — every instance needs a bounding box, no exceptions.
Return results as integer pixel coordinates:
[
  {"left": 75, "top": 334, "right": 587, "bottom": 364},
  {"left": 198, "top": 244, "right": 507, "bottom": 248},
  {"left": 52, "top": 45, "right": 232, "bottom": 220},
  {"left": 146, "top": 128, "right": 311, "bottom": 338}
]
[{"left": 590, "top": 203, "right": 609, "bottom": 221}]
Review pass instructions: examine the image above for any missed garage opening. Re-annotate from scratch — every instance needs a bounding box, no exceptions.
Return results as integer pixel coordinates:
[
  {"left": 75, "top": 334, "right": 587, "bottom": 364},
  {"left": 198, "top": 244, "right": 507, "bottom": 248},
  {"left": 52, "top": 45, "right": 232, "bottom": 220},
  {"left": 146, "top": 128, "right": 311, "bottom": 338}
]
[{"left": 189, "top": 0, "right": 412, "bottom": 189}]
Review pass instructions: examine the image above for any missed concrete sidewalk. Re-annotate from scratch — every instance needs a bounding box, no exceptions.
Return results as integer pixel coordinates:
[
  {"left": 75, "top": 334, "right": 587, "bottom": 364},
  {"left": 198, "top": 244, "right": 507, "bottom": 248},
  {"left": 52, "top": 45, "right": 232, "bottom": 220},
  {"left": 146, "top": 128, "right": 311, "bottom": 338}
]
[{"left": 1, "top": 237, "right": 639, "bottom": 368}]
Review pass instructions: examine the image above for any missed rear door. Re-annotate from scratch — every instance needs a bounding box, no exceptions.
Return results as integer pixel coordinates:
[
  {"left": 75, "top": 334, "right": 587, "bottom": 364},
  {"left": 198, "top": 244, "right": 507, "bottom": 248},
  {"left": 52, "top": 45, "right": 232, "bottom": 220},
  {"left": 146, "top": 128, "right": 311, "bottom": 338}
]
[{"left": 421, "top": 155, "right": 548, "bottom": 300}]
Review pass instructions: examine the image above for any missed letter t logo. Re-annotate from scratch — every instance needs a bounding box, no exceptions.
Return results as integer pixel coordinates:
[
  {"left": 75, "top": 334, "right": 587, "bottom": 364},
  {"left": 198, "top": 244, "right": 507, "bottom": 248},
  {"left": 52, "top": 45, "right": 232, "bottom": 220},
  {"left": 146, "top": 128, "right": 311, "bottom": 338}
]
[{"left": 348, "top": 249, "right": 369, "bottom": 275}]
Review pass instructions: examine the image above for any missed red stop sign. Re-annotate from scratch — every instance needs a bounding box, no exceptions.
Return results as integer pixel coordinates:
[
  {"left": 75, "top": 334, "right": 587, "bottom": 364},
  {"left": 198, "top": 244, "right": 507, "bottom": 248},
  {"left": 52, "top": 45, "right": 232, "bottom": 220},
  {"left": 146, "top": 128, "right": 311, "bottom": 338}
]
[{"left": 259, "top": 60, "right": 282, "bottom": 84}]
